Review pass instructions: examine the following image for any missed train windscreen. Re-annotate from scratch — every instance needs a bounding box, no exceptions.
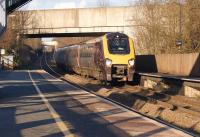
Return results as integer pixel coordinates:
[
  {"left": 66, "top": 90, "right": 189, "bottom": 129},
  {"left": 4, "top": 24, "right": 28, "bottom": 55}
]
[{"left": 107, "top": 33, "right": 130, "bottom": 54}]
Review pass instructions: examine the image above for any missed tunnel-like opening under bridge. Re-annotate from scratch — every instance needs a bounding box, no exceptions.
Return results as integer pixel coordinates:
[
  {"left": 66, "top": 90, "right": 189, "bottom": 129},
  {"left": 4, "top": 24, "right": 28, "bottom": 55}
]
[{"left": 23, "top": 32, "right": 108, "bottom": 38}]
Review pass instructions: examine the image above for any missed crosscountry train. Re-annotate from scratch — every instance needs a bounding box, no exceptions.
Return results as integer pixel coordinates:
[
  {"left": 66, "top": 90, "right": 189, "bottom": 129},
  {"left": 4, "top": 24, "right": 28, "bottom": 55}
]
[{"left": 54, "top": 32, "right": 136, "bottom": 82}]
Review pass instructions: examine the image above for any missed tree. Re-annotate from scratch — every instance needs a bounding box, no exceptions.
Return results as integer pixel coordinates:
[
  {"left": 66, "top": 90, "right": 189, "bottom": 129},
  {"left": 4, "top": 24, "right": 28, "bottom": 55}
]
[
  {"left": 185, "top": 0, "right": 200, "bottom": 52},
  {"left": 132, "top": 0, "right": 190, "bottom": 54},
  {"left": 133, "top": 0, "right": 168, "bottom": 54},
  {"left": 0, "top": 10, "right": 39, "bottom": 68}
]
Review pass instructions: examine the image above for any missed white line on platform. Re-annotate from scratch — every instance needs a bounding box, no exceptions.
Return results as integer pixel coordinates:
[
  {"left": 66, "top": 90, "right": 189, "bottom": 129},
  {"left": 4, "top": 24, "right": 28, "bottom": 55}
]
[{"left": 28, "top": 70, "right": 74, "bottom": 137}]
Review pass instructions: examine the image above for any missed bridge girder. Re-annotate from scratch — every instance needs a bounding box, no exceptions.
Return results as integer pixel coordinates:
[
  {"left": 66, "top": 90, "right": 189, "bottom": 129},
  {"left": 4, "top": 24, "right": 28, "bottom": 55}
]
[
  {"left": 7, "top": 0, "right": 32, "bottom": 14},
  {"left": 23, "top": 32, "right": 107, "bottom": 38}
]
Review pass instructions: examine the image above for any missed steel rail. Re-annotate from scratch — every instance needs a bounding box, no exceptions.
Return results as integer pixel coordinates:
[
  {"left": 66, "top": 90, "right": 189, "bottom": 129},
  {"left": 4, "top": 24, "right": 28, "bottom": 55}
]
[{"left": 40, "top": 52, "right": 197, "bottom": 137}]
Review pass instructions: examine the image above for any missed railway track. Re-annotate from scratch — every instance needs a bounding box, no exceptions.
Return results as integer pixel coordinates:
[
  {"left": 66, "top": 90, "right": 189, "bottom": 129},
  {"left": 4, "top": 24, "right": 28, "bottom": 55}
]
[
  {"left": 40, "top": 52, "right": 199, "bottom": 136},
  {"left": 123, "top": 85, "right": 200, "bottom": 114}
]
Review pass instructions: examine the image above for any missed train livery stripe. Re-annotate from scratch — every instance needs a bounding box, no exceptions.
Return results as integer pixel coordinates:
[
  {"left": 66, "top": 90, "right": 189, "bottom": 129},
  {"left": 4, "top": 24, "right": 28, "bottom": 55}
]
[{"left": 102, "top": 35, "right": 135, "bottom": 66}]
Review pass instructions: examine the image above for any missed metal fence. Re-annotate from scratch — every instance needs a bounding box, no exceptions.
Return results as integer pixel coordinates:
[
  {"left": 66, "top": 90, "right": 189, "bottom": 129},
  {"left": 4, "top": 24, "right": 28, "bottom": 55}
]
[
  {"left": 136, "top": 53, "right": 200, "bottom": 77},
  {"left": 0, "top": 55, "right": 15, "bottom": 70},
  {"left": 20, "top": 25, "right": 137, "bottom": 35}
]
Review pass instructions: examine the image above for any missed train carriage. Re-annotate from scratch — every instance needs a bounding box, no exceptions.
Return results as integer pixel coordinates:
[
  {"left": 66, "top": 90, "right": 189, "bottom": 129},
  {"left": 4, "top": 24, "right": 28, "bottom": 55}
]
[{"left": 54, "top": 32, "right": 135, "bottom": 82}]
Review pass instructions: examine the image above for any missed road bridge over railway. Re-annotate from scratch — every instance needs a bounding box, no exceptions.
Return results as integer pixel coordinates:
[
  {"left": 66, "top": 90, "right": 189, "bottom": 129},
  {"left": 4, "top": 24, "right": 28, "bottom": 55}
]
[
  {"left": 3, "top": 1, "right": 138, "bottom": 38},
  {"left": 10, "top": 7, "right": 138, "bottom": 38}
]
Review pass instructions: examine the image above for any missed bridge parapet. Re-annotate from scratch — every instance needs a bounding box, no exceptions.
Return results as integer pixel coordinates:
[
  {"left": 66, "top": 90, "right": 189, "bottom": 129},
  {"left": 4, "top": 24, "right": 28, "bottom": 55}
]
[
  {"left": 12, "top": 7, "right": 138, "bottom": 37},
  {"left": 22, "top": 25, "right": 135, "bottom": 35}
]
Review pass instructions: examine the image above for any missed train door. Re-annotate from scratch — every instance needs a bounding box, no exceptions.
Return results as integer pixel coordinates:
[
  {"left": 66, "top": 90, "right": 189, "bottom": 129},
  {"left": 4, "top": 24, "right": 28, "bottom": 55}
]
[{"left": 94, "top": 41, "right": 106, "bottom": 80}]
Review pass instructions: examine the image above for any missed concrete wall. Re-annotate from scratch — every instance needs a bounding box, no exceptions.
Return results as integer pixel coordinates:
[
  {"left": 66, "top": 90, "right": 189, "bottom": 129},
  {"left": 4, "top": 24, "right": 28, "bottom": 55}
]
[
  {"left": 18, "top": 7, "right": 137, "bottom": 37},
  {"left": 136, "top": 53, "right": 200, "bottom": 77},
  {"left": 0, "top": 0, "right": 6, "bottom": 35}
]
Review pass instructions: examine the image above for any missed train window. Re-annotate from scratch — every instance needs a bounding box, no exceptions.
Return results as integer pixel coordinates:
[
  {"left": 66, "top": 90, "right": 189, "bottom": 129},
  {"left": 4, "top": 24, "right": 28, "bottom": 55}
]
[{"left": 107, "top": 37, "right": 130, "bottom": 54}]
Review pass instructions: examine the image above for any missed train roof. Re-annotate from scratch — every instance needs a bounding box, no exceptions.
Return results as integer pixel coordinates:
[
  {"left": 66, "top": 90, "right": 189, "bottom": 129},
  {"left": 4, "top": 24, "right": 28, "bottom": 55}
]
[{"left": 55, "top": 32, "right": 129, "bottom": 50}]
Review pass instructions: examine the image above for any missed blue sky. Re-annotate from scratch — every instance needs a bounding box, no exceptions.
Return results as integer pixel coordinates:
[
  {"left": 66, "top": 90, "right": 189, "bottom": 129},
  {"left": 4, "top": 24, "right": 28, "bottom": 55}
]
[{"left": 21, "top": 0, "right": 136, "bottom": 10}]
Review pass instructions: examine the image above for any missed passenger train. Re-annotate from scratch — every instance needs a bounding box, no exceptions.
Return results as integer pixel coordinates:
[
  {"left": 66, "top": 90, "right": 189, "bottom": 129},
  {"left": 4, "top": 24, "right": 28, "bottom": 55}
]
[{"left": 54, "top": 32, "right": 136, "bottom": 82}]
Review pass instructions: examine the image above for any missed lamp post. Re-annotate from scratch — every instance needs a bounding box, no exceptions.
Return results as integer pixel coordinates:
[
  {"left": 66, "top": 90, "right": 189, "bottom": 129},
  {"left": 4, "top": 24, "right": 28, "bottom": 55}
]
[
  {"left": 176, "top": 0, "right": 183, "bottom": 52},
  {"left": 179, "top": 0, "right": 182, "bottom": 39}
]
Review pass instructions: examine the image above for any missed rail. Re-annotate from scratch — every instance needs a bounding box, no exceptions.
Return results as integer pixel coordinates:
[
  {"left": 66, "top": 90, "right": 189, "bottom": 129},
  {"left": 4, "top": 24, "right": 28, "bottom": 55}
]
[
  {"left": 0, "top": 55, "right": 16, "bottom": 70},
  {"left": 41, "top": 52, "right": 196, "bottom": 137}
]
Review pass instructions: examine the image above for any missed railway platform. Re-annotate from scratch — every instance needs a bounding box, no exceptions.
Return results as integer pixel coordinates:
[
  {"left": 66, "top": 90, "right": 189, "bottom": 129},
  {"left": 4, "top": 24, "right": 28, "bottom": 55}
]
[
  {"left": 0, "top": 70, "right": 191, "bottom": 137},
  {"left": 137, "top": 72, "right": 200, "bottom": 82},
  {"left": 137, "top": 72, "right": 200, "bottom": 98}
]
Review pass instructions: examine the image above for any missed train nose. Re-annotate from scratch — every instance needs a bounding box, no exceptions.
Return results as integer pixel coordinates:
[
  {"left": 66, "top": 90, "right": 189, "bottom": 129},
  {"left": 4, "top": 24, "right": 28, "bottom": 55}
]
[
  {"left": 111, "top": 65, "right": 128, "bottom": 80},
  {"left": 116, "top": 67, "right": 125, "bottom": 74}
]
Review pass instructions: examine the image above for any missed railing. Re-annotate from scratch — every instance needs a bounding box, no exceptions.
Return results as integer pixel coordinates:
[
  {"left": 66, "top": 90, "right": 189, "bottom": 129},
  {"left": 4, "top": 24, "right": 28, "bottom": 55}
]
[
  {"left": 0, "top": 55, "right": 16, "bottom": 70},
  {"left": 19, "top": 25, "right": 139, "bottom": 34}
]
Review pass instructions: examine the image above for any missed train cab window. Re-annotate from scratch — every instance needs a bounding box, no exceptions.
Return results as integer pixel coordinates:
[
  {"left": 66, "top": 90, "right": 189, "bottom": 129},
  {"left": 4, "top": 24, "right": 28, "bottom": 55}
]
[{"left": 107, "top": 35, "right": 130, "bottom": 54}]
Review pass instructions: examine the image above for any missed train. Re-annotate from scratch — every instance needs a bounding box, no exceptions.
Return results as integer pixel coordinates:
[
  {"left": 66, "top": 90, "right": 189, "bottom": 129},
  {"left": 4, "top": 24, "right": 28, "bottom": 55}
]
[{"left": 54, "top": 32, "right": 136, "bottom": 82}]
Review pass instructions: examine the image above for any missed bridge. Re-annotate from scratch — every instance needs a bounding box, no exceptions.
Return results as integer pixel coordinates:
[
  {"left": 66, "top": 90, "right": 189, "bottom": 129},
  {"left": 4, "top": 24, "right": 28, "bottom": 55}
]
[
  {"left": 7, "top": 0, "right": 31, "bottom": 13},
  {"left": 2, "top": 1, "right": 138, "bottom": 38},
  {"left": 10, "top": 7, "right": 137, "bottom": 38}
]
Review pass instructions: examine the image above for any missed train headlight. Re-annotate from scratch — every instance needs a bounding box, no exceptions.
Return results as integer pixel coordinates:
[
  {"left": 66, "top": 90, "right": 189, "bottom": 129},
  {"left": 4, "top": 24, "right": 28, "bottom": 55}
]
[
  {"left": 105, "top": 59, "right": 112, "bottom": 66},
  {"left": 128, "top": 59, "right": 135, "bottom": 66}
]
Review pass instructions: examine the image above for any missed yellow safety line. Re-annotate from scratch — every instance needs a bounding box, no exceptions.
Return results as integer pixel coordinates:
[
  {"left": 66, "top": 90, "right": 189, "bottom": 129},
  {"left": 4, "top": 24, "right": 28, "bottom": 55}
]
[{"left": 28, "top": 70, "right": 74, "bottom": 137}]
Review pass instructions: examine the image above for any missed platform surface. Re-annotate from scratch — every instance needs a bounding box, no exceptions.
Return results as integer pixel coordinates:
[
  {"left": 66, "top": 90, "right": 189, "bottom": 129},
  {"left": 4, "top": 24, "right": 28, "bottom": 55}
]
[{"left": 0, "top": 70, "right": 191, "bottom": 137}]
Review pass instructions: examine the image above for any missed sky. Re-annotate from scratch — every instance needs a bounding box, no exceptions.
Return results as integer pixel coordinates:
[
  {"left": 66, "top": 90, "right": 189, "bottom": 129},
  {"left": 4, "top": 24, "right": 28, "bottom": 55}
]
[{"left": 20, "top": 0, "right": 136, "bottom": 10}]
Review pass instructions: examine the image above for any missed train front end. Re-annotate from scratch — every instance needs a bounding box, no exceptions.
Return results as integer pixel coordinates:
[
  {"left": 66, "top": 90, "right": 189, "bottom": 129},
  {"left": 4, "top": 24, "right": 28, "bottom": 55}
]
[{"left": 103, "top": 33, "right": 135, "bottom": 82}]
